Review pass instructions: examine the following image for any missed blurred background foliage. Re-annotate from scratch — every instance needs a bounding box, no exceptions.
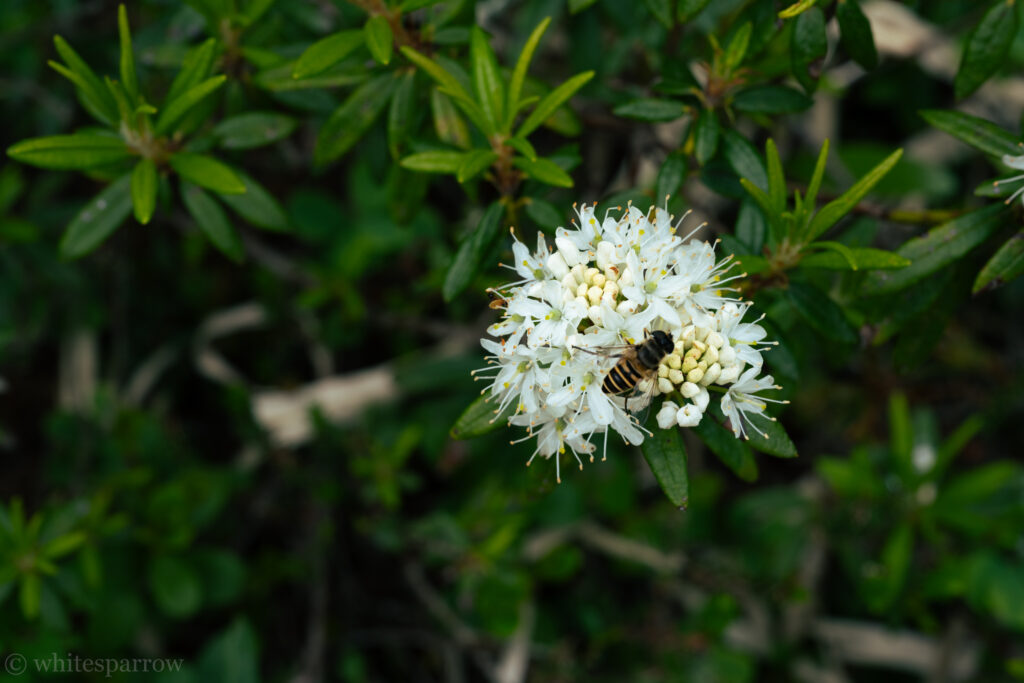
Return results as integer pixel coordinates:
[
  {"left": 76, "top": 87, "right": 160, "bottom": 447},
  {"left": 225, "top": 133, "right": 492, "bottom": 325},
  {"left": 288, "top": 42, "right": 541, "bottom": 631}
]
[{"left": 1, "top": 0, "right": 1024, "bottom": 681}]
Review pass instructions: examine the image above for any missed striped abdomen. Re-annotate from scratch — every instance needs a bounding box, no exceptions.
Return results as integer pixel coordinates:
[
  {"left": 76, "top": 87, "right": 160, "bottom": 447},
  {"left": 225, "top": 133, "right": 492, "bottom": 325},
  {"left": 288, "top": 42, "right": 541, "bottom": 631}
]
[{"left": 603, "top": 357, "right": 647, "bottom": 395}]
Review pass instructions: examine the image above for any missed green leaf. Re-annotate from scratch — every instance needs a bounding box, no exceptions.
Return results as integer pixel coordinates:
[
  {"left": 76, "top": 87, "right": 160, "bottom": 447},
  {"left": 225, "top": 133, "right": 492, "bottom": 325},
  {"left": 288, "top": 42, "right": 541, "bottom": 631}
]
[
  {"left": 508, "top": 18, "right": 551, "bottom": 127},
  {"left": 723, "top": 129, "right": 768, "bottom": 190},
  {"left": 656, "top": 153, "right": 686, "bottom": 202},
  {"left": 779, "top": 0, "right": 819, "bottom": 18},
  {"left": 525, "top": 197, "right": 562, "bottom": 229},
  {"left": 745, "top": 416, "right": 798, "bottom": 458},
  {"left": 732, "top": 85, "right": 812, "bottom": 114},
  {"left": 644, "top": 0, "right": 673, "bottom": 28},
  {"left": 292, "top": 30, "right": 364, "bottom": 79},
  {"left": 800, "top": 246, "right": 910, "bottom": 270},
  {"left": 60, "top": 174, "right": 133, "bottom": 259},
  {"left": 450, "top": 393, "right": 513, "bottom": 439},
  {"left": 920, "top": 109, "right": 1020, "bottom": 158},
  {"left": 400, "top": 46, "right": 473, "bottom": 104},
  {"left": 431, "top": 88, "right": 471, "bottom": 149},
  {"left": 516, "top": 71, "right": 594, "bottom": 138},
  {"left": 954, "top": 0, "right": 1019, "bottom": 100},
  {"left": 212, "top": 112, "right": 298, "bottom": 149},
  {"left": 693, "top": 108, "right": 720, "bottom": 165},
  {"left": 470, "top": 27, "right": 505, "bottom": 135},
  {"left": 43, "top": 532, "right": 86, "bottom": 559},
  {"left": 973, "top": 230, "right": 1024, "bottom": 293},
  {"left": 506, "top": 136, "right": 537, "bottom": 161},
  {"left": 724, "top": 23, "right": 753, "bottom": 72},
  {"left": 457, "top": 149, "right": 499, "bottom": 183},
  {"left": 182, "top": 183, "right": 244, "bottom": 262},
  {"left": 166, "top": 38, "right": 218, "bottom": 104},
  {"left": 765, "top": 139, "right": 786, "bottom": 216},
  {"left": 443, "top": 201, "right": 505, "bottom": 301},
  {"left": 169, "top": 153, "right": 246, "bottom": 194},
  {"left": 678, "top": 0, "right": 713, "bottom": 22},
  {"left": 866, "top": 524, "right": 913, "bottom": 612},
  {"left": 862, "top": 204, "right": 1008, "bottom": 295},
  {"left": 790, "top": 6, "right": 827, "bottom": 93},
  {"left": 613, "top": 98, "right": 686, "bottom": 122},
  {"left": 52, "top": 36, "right": 119, "bottom": 124},
  {"left": 786, "top": 281, "right": 859, "bottom": 344},
  {"left": 400, "top": 150, "right": 466, "bottom": 173},
  {"left": 364, "top": 15, "right": 394, "bottom": 65},
  {"left": 7, "top": 134, "right": 130, "bottom": 170},
  {"left": 515, "top": 157, "right": 573, "bottom": 187},
  {"left": 149, "top": 555, "right": 203, "bottom": 618},
  {"left": 155, "top": 75, "right": 227, "bottom": 135},
  {"left": 804, "top": 148, "right": 902, "bottom": 242},
  {"left": 967, "top": 554, "right": 1024, "bottom": 631},
  {"left": 218, "top": 169, "right": 288, "bottom": 232},
  {"left": 387, "top": 70, "right": 418, "bottom": 159},
  {"left": 694, "top": 416, "right": 758, "bottom": 481},
  {"left": 640, "top": 426, "right": 689, "bottom": 508},
  {"left": 117, "top": 5, "right": 139, "bottom": 102},
  {"left": 198, "top": 619, "right": 259, "bottom": 683},
  {"left": 836, "top": 0, "right": 878, "bottom": 70},
  {"left": 804, "top": 139, "right": 829, "bottom": 215},
  {"left": 131, "top": 158, "right": 157, "bottom": 225},
  {"left": 20, "top": 574, "right": 41, "bottom": 619},
  {"left": 569, "top": 0, "right": 598, "bottom": 13},
  {"left": 314, "top": 74, "right": 399, "bottom": 165}
]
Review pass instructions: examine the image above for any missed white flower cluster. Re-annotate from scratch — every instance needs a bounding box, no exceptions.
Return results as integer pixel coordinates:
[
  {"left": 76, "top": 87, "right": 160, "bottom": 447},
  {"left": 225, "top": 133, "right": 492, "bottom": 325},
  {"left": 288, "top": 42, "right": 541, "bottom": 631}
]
[{"left": 473, "top": 201, "right": 784, "bottom": 480}]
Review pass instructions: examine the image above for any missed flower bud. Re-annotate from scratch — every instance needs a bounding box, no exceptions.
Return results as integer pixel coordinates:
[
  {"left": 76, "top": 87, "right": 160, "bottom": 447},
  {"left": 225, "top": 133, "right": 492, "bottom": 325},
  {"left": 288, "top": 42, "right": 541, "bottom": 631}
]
[
  {"left": 686, "top": 367, "right": 704, "bottom": 383},
  {"left": 676, "top": 404, "right": 702, "bottom": 427},
  {"left": 570, "top": 263, "right": 586, "bottom": 283},
  {"left": 717, "top": 365, "right": 740, "bottom": 384},
  {"left": 668, "top": 368, "right": 684, "bottom": 384},
  {"left": 658, "top": 364, "right": 669, "bottom": 378},
  {"left": 706, "top": 331, "right": 724, "bottom": 348},
  {"left": 596, "top": 241, "right": 616, "bottom": 270},
  {"left": 584, "top": 267, "right": 600, "bottom": 284},
  {"left": 546, "top": 252, "right": 569, "bottom": 279},
  {"left": 576, "top": 282, "right": 588, "bottom": 297},
  {"left": 681, "top": 356, "right": 698, "bottom": 374},
  {"left": 694, "top": 387, "right": 710, "bottom": 412},
  {"left": 658, "top": 377, "right": 674, "bottom": 395},
  {"left": 681, "top": 382, "right": 700, "bottom": 398},
  {"left": 657, "top": 401, "right": 679, "bottom": 429},
  {"left": 588, "top": 305, "right": 602, "bottom": 325},
  {"left": 556, "top": 236, "right": 581, "bottom": 267},
  {"left": 704, "top": 345, "right": 719, "bottom": 364},
  {"left": 603, "top": 281, "right": 620, "bottom": 299},
  {"left": 592, "top": 273, "right": 606, "bottom": 288},
  {"left": 694, "top": 326, "right": 710, "bottom": 343},
  {"left": 587, "top": 285, "right": 603, "bottom": 305},
  {"left": 619, "top": 268, "right": 634, "bottom": 286},
  {"left": 700, "top": 363, "right": 721, "bottom": 386},
  {"left": 667, "top": 353, "right": 682, "bottom": 369},
  {"left": 718, "top": 345, "right": 736, "bottom": 366}
]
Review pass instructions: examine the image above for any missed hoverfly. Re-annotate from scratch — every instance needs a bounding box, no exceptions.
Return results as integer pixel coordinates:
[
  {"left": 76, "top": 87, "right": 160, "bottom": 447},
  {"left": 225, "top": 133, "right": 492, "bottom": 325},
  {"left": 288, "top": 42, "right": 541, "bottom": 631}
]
[{"left": 575, "top": 330, "right": 675, "bottom": 414}]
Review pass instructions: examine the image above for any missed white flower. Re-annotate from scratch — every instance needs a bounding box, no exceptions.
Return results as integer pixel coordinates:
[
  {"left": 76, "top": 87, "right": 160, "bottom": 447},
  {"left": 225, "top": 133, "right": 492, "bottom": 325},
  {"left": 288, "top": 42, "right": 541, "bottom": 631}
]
[
  {"left": 720, "top": 368, "right": 787, "bottom": 439},
  {"left": 996, "top": 153, "right": 1024, "bottom": 206},
  {"left": 476, "top": 201, "right": 783, "bottom": 480}
]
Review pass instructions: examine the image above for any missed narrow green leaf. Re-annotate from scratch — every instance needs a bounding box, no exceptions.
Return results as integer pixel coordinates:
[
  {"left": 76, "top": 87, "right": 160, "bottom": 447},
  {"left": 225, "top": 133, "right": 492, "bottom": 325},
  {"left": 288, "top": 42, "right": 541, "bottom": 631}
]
[
  {"left": 791, "top": 6, "right": 827, "bottom": 93},
  {"left": 131, "top": 158, "right": 157, "bottom": 225},
  {"left": 804, "top": 139, "right": 829, "bottom": 214},
  {"left": 640, "top": 426, "right": 689, "bottom": 508},
  {"left": 732, "top": 85, "right": 812, "bottom": 114},
  {"left": 400, "top": 150, "right": 466, "bottom": 173},
  {"left": 739, "top": 178, "right": 785, "bottom": 246},
  {"left": 516, "top": 71, "right": 594, "bottom": 138},
  {"left": 169, "top": 153, "right": 246, "bottom": 194},
  {"left": 431, "top": 88, "right": 472, "bottom": 149},
  {"left": 954, "top": 0, "right": 1018, "bottom": 100},
  {"left": 105, "top": 76, "right": 133, "bottom": 124},
  {"left": 779, "top": 0, "right": 819, "bottom": 18},
  {"left": 613, "top": 98, "right": 686, "bottom": 122},
  {"left": 155, "top": 75, "right": 227, "bottom": 134},
  {"left": 868, "top": 524, "right": 913, "bottom": 612},
  {"left": 52, "top": 36, "right": 120, "bottom": 123},
  {"left": 694, "top": 416, "right": 758, "bottom": 481},
  {"left": 786, "top": 281, "right": 859, "bottom": 344},
  {"left": 292, "top": 30, "right": 364, "bottom": 79},
  {"left": 678, "top": 0, "right": 712, "bottom": 22},
  {"left": 863, "top": 204, "right": 1010, "bottom": 292},
  {"left": 920, "top": 109, "right": 1020, "bottom": 158},
  {"left": 805, "top": 148, "right": 902, "bottom": 242},
  {"left": 470, "top": 27, "right": 505, "bottom": 135},
  {"left": 212, "top": 112, "right": 297, "bottom": 149},
  {"left": 644, "top": 0, "right": 673, "bottom": 28},
  {"left": 525, "top": 198, "right": 562, "bottom": 229},
  {"left": 218, "top": 169, "right": 289, "bottom": 232},
  {"left": 693, "top": 109, "right": 720, "bottom": 165},
  {"left": 836, "top": 0, "right": 878, "bottom": 69},
  {"left": 745, "top": 416, "right": 798, "bottom": 458},
  {"left": 60, "top": 174, "right": 133, "bottom": 259},
  {"left": 450, "top": 393, "right": 513, "bottom": 439},
  {"left": 20, "top": 574, "right": 40, "bottom": 619},
  {"left": 314, "top": 74, "right": 399, "bottom": 165},
  {"left": 457, "top": 149, "right": 499, "bottom": 183},
  {"left": 515, "top": 157, "right": 574, "bottom": 187},
  {"left": 43, "top": 532, "right": 86, "bottom": 559},
  {"left": 735, "top": 199, "right": 767, "bottom": 253},
  {"left": 800, "top": 246, "right": 911, "bottom": 270},
  {"left": 569, "top": 0, "right": 598, "bottom": 14},
  {"left": 507, "top": 18, "right": 551, "bottom": 128},
  {"left": 973, "top": 230, "right": 1024, "bottom": 293},
  {"left": 117, "top": 5, "right": 139, "bottom": 101},
  {"left": 387, "top": 70, "right": 418, "bottom": 159},
  {"left": 723, "top": 129, "right": 768, "bottom": 191},
  {"left": 364, "top": 15, "right": 394, "bottom": 66},
  {"left": 400, "top": 46, "right": 473, "bottom": 104},
  {"left": 765, "top": 139, "right": 786, "bottom": 215},
  {"left": 506, "top": 136, "right": 537, "bottom": 161},
  {"left": 656, "top": 153, "right": 686, "bottom": 202},
  {"left": 182, "top": 183, "right": 244, "bottom": 262},
  {"left": 7, "top": 135, "right": 130, "bottom": 170},
  {"left": 443, "top": 202, "right": 505, "bottom": 301},
  {"left": 724, "top": 23, "right": 753, "bottom": 72},
  {"left": 166, "top": 39, "right": 218, "bottom": 104}
]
